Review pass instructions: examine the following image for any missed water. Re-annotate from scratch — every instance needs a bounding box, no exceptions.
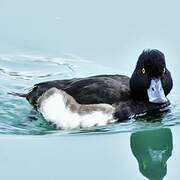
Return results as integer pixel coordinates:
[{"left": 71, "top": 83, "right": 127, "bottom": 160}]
[
  {"left": 0, "top": 0, "right": 180, "bottom": 179},
  {"left": 0, "top": 54, "right": 180, "bottom": 135}
]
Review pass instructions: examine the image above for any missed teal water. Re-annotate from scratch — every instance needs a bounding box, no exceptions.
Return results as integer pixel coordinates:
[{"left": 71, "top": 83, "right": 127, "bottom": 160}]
[
  {"left": 0, "top": 0, "right": 180, "bottom": 179},
  {"left": 0, "top": 54, "right": 180, "bottom": 135}
]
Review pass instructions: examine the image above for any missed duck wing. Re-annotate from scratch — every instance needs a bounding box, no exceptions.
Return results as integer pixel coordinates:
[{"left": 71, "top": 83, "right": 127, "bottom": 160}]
[{"left": 26, "top": 74, "right": 131, "bottom": 109}]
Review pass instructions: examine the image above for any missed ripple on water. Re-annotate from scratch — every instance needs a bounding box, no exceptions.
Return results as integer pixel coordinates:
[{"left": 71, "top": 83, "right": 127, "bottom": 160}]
[{"left": 0, "top": 54, "right": 180, "bottom": 136}]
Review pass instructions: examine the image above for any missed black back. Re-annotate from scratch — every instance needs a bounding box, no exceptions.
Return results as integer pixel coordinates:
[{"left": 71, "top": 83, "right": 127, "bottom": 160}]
[{"left": 27, "top": 74, "right": 131, "bottom": 109}]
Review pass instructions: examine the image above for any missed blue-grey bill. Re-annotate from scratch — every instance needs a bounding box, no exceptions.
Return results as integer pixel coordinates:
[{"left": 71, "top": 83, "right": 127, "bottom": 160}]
[{"left": 147, "top": 79, "right": 168, "bottom": 104}]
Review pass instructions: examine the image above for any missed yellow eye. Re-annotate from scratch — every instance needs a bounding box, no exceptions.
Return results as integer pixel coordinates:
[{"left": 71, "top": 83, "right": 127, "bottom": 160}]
[{"left": 142, "top": 68, "right": 146, "bottom": 74}]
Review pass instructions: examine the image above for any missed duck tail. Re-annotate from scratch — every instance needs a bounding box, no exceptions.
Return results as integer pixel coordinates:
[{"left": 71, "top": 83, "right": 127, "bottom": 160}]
[{"left": 8, "top": 92, "right": 27, "bottom": 98}]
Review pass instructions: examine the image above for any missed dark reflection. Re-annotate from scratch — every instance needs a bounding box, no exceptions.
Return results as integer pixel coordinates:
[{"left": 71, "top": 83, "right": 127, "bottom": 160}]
[{"left": 130, "top": 128, "right": 173, "bottom": 180}]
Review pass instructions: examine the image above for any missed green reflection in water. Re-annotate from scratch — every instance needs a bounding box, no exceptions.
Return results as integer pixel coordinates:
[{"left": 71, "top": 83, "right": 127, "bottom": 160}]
[{"left": 130, "top": 128, "right": 173, "bottom": 180}]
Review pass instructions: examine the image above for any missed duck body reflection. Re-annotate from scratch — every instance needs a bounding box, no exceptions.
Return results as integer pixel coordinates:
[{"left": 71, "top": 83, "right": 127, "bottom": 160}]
[{"left": 130, "top": 128, "right": 173, "bottom": 180}]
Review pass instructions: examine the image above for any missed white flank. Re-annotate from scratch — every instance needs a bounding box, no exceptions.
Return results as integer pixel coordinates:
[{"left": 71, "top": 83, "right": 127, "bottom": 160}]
[{"left": 38, "top": 91, "right": 115, "bottom": 130}]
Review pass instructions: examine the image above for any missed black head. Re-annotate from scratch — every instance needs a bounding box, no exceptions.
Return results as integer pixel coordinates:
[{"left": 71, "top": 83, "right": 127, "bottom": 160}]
[
  {"left": 130, "top": 49, "right": 173, "bottom": 99},
  {"left": 136, "top": 49, "right": 166, "bottom": 78}
]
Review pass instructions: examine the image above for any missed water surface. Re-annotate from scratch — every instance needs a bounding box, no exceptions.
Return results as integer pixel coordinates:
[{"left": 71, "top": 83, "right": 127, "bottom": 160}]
[
  {"left": 0, "top": 0, "right": 180, "bottom": 179},
  {"left": 0, "top": 54, "right": 180, "bottom": 135}
]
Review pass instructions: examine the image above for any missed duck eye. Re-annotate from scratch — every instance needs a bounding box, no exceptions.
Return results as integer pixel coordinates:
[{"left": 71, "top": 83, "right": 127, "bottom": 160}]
[{"left": 141, "top": 68, "right": 146, "bottom": 74}]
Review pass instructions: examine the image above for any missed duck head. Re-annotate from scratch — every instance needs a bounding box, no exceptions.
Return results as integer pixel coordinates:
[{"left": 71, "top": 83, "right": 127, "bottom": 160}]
[{"left": 130, "top": 49, "right": 173, "bottom": 103}]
